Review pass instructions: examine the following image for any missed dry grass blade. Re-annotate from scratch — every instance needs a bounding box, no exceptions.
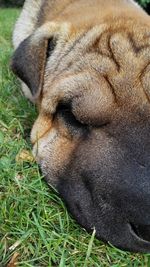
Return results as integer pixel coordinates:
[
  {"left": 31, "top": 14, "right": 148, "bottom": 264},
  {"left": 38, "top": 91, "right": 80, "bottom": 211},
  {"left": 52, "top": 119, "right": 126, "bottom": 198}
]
[
  {"left": 16, "top": 149, "right": 35, "bottom": 163},
  {"left": 7, "top": 253, "right": 20, "bottom": 267}
]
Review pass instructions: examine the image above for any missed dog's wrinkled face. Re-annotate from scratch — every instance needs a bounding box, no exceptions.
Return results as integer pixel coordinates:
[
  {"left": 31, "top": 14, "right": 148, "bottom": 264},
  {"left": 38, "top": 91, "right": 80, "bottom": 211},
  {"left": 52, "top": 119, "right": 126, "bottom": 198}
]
[{"left": 12, "top": 17, "right": 150, "bottom": 252}]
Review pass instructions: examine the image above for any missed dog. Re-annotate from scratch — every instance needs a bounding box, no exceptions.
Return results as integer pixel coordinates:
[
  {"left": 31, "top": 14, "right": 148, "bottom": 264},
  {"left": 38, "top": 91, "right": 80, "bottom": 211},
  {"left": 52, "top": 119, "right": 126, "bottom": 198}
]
[{"left": 11, "top": 0, "right": 150, "bottom": 252}]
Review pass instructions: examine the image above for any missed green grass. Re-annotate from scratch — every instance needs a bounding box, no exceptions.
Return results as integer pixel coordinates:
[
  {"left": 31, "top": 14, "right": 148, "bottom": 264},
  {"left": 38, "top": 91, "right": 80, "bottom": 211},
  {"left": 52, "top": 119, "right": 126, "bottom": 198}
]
[{"left": 0, "top": 7, "right": 150, "bottom": 267}]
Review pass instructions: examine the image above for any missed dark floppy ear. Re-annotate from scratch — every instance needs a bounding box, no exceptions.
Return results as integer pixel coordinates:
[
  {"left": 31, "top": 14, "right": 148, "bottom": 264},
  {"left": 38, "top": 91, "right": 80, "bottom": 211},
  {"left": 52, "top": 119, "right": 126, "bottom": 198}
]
[{"left": 11, "top": 35, "right": 54, "bottom": 98}]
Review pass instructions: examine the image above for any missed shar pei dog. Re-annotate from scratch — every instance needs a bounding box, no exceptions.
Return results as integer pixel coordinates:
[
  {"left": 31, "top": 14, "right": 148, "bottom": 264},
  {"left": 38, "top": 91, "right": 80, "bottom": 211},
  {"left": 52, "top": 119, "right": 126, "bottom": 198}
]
[{"left": 11, "top": 0, "right": 150, "bottom": 252}]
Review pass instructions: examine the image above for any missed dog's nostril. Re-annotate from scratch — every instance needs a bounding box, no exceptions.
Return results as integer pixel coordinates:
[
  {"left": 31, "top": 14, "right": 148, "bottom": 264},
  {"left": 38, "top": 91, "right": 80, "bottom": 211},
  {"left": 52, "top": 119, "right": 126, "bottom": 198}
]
[{"left": 130, "top": 223, "right": 150, "bottom": 242}]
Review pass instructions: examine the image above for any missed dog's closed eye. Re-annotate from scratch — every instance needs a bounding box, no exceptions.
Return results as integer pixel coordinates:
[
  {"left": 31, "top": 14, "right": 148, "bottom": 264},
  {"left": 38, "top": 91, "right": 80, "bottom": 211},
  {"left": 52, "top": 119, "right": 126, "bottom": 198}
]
[
  {"left": 47, "top": 38, "right": 56, "bottom": 58},
  {"left": 55, "top": 101, "right": 110, "bottom": 131},
  {"left": 55, "top": 102, "right": 86, "bottom": 128}
]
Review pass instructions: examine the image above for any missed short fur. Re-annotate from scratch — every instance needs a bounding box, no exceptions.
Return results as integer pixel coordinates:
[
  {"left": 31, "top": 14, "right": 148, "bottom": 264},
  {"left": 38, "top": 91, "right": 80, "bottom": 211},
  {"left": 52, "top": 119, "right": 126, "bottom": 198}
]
[{"left": 11, "top": 0, "right": 150, "bottom": 252}]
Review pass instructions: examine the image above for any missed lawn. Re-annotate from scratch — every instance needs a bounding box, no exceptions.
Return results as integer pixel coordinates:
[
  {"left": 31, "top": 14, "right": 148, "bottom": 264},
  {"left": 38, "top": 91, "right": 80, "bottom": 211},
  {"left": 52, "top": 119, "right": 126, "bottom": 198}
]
[{"left": 0, "top": 7, "right": 150, "bottom": 267}]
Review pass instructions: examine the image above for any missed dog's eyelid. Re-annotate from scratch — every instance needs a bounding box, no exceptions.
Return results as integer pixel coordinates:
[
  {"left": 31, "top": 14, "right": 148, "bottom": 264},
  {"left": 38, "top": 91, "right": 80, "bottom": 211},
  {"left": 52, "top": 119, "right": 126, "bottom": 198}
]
[
  {"left": 46, "top": 37, "right": 56, "bottom": 58},
  {"left": 55, "top": 101, "right": 88, "bottom": 127},
  {"left": 56, "top": 101, "right": 72, "bottom": 112},
  {"left": 54, "top": 101, "right": 111, "bottom": 128},
  {"left": 53, "top": 101, "right": 69, "bottom": 116}
]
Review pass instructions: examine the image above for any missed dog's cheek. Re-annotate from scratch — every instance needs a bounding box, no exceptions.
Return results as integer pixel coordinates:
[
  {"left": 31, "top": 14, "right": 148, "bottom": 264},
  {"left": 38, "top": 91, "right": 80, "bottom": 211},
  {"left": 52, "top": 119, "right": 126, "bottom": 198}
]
[{"left": 32, "top": 128, "right": 77, "bottom": 186}]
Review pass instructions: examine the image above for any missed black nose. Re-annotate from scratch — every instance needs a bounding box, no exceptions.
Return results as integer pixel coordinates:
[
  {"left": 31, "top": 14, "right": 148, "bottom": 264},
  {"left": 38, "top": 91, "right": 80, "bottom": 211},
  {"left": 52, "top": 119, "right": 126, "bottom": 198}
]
[{"left": 57, "top": 173, "right": 150, "bottom": 253}]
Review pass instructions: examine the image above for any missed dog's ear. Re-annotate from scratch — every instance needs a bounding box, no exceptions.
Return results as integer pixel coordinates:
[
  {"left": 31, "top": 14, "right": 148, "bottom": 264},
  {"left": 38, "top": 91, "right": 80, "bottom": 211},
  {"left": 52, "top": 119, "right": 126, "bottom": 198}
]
[{"left": 11, "top": 35, "right": 55, "bottom": 99}]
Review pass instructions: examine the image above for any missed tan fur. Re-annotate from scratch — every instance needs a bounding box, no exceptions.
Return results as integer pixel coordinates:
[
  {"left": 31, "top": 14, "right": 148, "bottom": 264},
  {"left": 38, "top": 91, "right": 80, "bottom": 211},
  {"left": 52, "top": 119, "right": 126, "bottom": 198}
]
[
  {"left": 12, "top": 0, "right": 150, "bottom": 175},
  {"left": 12, "top": 0, "right": 150, "bottom": 252}
]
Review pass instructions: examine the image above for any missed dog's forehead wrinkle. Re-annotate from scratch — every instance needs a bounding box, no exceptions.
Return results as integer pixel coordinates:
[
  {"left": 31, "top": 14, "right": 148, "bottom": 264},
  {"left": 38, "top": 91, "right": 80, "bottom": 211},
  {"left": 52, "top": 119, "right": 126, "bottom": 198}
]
[
  {"left": 43, "top": 72, "right": 93, "bottom": 110},
  {"left": 43, "top": 24, "right": 150, "bottom": 98},
  {"left": 42, "top": 30, "right": 150, "bottom": 111},
  {"left": 141, "top": 64, "right": 150, "bottom": 103},
  {"left": 128, "top": 34, "right": 150, "bottom": 54},
  {"left": 46, "top": 25, "right": 108, "bottom": 77}
]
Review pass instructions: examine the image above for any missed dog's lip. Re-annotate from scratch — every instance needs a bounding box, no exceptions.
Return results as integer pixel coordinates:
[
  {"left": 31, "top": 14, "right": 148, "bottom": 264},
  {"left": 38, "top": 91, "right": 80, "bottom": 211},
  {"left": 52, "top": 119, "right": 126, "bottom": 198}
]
[
  {"left": 130, "top": 223, "right": 150, "bottom": 243},
  {"left": 128, "top": 223, "right": 150, "bottom": 248}
]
